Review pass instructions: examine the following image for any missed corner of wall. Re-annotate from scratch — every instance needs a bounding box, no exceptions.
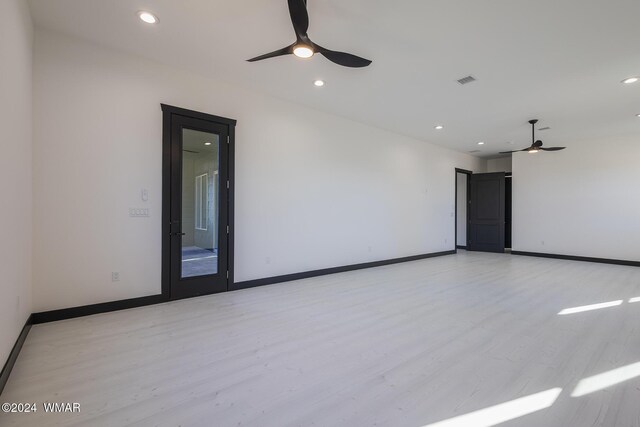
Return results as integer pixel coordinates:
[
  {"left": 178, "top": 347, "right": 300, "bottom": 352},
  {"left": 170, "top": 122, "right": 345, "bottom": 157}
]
[{"left": 0, "top": 0, "right": 34, "bottom": 369}]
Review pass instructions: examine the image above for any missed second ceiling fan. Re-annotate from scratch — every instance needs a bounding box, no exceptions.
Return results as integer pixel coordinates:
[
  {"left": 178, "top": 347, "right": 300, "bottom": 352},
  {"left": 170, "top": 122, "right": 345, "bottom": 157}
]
[
  {"left": 247, "top": 0, "right": 372, "bottom": 68},
  {"left": 500, "top": 120, "right": 566, "bottom": 154}
]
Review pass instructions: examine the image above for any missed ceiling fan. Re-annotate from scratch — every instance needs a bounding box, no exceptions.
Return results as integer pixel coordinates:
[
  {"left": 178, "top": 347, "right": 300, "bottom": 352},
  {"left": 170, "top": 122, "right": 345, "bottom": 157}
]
[
  {"left": 500, "top": 120, "right": 566, "bottom": 154},
  {"left": 247, "top": 0, "right": 372, "bottom": 68}
]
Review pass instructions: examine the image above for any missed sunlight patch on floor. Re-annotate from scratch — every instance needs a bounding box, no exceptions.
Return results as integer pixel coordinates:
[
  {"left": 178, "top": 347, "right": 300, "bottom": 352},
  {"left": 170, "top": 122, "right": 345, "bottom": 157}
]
[
  {"left": 558, "top": 300, "right": 622, "bottom": 315},
  {"left": 421, "top": 388, "right": 562, "bottom": 427},
  {"left": 571, "top": 361, "right": 640, "bottom": 397}
]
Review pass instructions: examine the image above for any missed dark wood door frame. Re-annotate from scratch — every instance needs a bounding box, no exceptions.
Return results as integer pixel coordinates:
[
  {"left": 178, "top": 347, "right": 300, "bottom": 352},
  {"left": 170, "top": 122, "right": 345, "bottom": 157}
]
[
  {"left": 161, "top": 104, "right": 236, "bottom": 300},
  {"left": 455, "top": 168, "right": 472, "bottom": 251}
]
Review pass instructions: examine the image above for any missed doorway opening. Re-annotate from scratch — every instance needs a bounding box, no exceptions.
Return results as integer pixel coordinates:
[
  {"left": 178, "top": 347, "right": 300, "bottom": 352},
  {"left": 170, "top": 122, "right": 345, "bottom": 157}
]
[
  {"left": 456, "top": 168, "right": 513, "bottom": 254},
  {"left": 455, "top": 169, "right": 472, "bottom": 249},
  {"left": 162, "top": 105, "right": 236, "bottom": 300}
]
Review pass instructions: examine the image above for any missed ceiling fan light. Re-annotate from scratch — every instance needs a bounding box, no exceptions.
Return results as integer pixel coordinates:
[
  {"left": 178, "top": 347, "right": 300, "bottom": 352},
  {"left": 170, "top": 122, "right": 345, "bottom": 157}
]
[
  {"left": 293, "top": 45, "right": 314, "bottom": 59},
  {"left": 622, "top": 77, "right": 639, "bottom": 84},
  {"left": 528, "top": 149, "right": 539, "bottom": 154},
  {"left": 137, "top": 11, "right": 158, "bottom": 24}
]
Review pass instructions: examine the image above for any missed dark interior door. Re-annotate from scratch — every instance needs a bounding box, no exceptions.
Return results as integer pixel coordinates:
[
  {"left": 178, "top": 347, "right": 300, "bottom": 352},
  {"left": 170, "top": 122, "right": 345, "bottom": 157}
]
[
  {"left": 468, "top": 172, "right": 505, "bottom": 253},
  {"left": 167, "top": 112, "right": 230, "bottom": 300}
]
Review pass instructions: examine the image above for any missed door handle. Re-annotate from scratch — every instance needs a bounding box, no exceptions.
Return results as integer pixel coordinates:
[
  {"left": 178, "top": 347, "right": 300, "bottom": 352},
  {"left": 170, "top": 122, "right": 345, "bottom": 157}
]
[{"left": 171, "top": 232, "right": 186, "bottom": 237}]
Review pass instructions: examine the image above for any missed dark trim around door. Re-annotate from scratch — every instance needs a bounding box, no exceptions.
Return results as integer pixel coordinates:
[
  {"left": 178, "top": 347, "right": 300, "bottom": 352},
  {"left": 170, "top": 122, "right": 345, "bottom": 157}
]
[
  {"left": 161, "top": 104, "right": 237, "bottom": 127},
  {"left": 227, "top": 124, "right": 236, "bottom": 288},
  {"left": 161, "top": 104, "right": 236, "bottom": 301}
]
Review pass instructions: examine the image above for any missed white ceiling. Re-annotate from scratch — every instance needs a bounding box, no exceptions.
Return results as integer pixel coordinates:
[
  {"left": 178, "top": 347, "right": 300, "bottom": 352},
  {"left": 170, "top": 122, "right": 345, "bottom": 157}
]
[{"left": 28, "top": 0, "right": 640, "bottom": 157}]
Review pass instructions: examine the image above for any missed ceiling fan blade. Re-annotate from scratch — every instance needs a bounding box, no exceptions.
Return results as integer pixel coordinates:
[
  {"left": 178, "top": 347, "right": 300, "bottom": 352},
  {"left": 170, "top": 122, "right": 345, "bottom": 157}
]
[
  {"left": 288, "top": 0, "right": 309, "bottom": 36},
  {"left": 500, "top": 147, "right": 530, "bottom": 153},
  {"left": 315, "top": 45, "right": 372, "bottom": 68},
  {"left": 247, "top": 45, "right": 293, "bottom": 62},
  {"left": 499, "top": 146, "right": 532, "bottom": 154},
  {"left": 540, "top": 147, "right": 566, "bottom": 151}
]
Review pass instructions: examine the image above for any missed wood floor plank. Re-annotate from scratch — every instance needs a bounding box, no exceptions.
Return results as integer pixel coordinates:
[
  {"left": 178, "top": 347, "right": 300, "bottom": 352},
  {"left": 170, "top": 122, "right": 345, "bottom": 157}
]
[{"left": 1, "top": 252, "right": 640, "bottom": 426}]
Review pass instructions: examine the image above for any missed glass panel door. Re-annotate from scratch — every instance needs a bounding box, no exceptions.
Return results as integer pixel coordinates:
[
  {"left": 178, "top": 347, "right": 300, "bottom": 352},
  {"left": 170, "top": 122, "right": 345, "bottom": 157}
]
[
  {"left": 181, "top": 129, "right": 219, "bottom": 278},
  {"left": 167, "top": 112, "right": 229, "bottom": 299}
]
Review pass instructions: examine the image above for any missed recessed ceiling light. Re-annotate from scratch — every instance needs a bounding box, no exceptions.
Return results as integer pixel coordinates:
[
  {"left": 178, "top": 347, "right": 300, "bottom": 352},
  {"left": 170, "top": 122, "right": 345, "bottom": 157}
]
[
  {"left": 434, "top": 125, "right": 444, "bottom": 130},
  {"left": 293, "top": 45, "right": 314, "bottom": 59},
  {"left": 137, "top": 11, "right": 158, "bottom": 24},
  {"left": 622, "top": 76, "right": 639, "bottom": 84},
  {"left": 636, "top": 113, "right": 640, "bottom": 118},
  {"left": 478, "top": 141, "right": 485, "bottom": 145},
  {"left": 314, "top": 80, "right": 325, "bottom": 87},
  {"left": 204, "top": 142, "right": 212, "bottom": 146}
]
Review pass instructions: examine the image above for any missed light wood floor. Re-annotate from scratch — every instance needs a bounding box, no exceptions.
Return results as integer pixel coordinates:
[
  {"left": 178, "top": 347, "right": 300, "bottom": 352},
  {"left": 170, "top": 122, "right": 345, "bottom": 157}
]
[{"left": 2, "top": 251, "right": 640, "bottom": 427}]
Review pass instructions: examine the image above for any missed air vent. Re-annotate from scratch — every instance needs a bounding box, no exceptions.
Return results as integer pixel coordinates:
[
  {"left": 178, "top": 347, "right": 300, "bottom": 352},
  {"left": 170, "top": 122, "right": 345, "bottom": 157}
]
[
  {"left": 457, "top": 75, "right": 477, "bottom": 85},
  {"left": 538, "top": 127, "right": 551, "bottom": 131},
  {"left": 468, "top": 150, "right": 481, "bottom": 153}
]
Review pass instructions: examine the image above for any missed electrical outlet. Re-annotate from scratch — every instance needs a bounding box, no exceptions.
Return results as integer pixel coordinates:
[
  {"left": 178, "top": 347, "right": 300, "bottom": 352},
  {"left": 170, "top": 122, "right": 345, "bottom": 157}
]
[{"left": 112, "top": 272, "right": 120, "bottom": 282}]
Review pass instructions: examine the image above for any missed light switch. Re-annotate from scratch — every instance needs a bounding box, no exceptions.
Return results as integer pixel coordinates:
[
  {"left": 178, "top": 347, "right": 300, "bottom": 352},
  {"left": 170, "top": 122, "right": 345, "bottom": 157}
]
[
  {"left": 141, "top": 189, "right": 149, "bottom": 202},
  {"left": 129, "top": 208, "right": 150, "bottom": 217}
]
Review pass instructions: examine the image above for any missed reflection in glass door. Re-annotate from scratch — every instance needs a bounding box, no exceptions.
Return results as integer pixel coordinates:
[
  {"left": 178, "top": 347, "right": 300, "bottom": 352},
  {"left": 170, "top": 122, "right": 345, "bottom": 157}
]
[{"left": 181, "top": 129, "right": 219, "bottom": 278}]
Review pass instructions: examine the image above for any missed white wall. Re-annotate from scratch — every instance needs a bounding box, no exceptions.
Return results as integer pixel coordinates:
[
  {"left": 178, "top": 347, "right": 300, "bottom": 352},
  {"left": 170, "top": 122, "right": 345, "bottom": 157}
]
[
  {"left": 0, "top": 0, "right": 33, "bottom": 366},
  {"left": 513, "top": 134, "right": 640, "bottom": 261},
  {"left": 456, "top": 173, "right": 467, "bottom": 247},
  {"left": 486, "top": 156, "right": 512, "bottom": 173},
  {"left": 33, "top": 30, "right": 485, "bottom": 312}
]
